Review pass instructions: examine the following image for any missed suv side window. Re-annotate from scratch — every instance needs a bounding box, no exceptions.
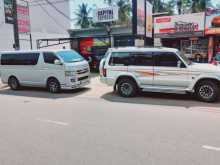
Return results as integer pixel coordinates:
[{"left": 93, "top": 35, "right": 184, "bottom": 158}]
[
  {"left": 131, "top": 52, "right": 153, "bottom": 66},
  {"left": 109, "top": 52, "right": 131, "bottom": 66},
  {"left": 155, "top": 52, "right": 179, "bottom": 67},
  {"left": 43, "top": 52, "right": 59, "bottom": 64}
]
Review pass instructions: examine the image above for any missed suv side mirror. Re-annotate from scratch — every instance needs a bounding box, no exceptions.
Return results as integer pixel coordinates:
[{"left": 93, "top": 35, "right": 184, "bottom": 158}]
[
  {"left": 54, "top": 59, "right": 63, "bottom": 65},
  {"left": 177, "top": 60, "right": 186, "bottom": 68},
  {"left": 177, "top": 61, "right": 181, "bottom": 68}
]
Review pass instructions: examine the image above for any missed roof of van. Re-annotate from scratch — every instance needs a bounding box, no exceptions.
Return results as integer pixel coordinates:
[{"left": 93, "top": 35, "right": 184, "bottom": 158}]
[
  {"left": 0, "top": 49, "right": 73, "bottom": 54},
  {"left": 108, "top": 47, "right": 179, "bottom": 53}
]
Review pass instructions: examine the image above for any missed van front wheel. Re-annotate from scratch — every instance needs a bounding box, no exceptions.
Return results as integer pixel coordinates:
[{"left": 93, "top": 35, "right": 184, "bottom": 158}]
[
  {"left": 8, "top": 77, "right": 20, "bottom": 90},
  {"left": 47, "top": 78, "right": 61, "bottom": 93}
]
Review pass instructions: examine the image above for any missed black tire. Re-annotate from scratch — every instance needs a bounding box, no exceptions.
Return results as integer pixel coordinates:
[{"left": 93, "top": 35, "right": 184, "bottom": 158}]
[
  {"left": 117, "top": 78, "right": 138, "bottom": 97},
  {"left": 47, "top": 78, "right": 61, "bottom": 93},
  {"left": 195, "top": 80, "right": 220, "bottom": 103},
  {"left": 8, "top": 76, "right": 20, "bottom": 90}
]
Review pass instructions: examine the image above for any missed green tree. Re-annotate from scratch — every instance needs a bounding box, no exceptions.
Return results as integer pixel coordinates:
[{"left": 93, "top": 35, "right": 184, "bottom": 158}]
[
  {"left": 104, "top": 0, "right": 114, "bottom": 5},
  {"left": 103, "top": 0, "right": 132, "bottom": 25},
  {"left": 151, "top": 0, "right": 175, "bottom": 15},
  {"left": 116, "top": 0, "right": 132, "bottom": 25},
  {"left": 191, "top": 0, "right": 206, "bottom": 13},
  {"left": 75, "top": 3, "right": 91, "bottom": 28}
]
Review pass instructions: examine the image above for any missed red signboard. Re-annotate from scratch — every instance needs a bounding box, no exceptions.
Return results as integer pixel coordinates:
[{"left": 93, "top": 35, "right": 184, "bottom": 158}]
[{"left": 17, "top": 5, "right": 30, "bottom": 34}]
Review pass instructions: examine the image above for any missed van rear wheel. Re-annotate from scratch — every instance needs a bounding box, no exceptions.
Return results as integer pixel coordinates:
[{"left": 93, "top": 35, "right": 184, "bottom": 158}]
[
  {"left": 47, "top": 78, "right": 61, "bottom": 93},
  {"left": 117, "top": 78, "right": 137, "bottom": 97},
  {"left": 8, "top": 77, "right": 20, "bottom": 90}
]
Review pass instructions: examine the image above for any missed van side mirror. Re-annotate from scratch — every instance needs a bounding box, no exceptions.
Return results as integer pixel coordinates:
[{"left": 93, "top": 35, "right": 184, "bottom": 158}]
[{"left": 54, "top": 59, "right": 63, "bottom": 65}]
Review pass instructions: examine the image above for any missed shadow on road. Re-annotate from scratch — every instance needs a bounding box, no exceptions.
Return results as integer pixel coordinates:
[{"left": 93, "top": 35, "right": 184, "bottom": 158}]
[
  {"left": 0, "top": 87, "right": 91, "bottom": 99},
  {"left": 101, "top": 92, "right": 220, "bottom": 109}
]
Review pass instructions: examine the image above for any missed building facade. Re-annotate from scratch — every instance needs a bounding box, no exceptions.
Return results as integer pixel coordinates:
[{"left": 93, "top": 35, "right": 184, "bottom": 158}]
[{"left": 0, "top": 0, "right": 71, "bottom": 51}]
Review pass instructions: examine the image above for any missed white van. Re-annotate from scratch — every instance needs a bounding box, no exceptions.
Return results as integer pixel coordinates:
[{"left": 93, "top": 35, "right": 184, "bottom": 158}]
[{"left": 0, "top": 50, "right": 90, "bottom": 93}]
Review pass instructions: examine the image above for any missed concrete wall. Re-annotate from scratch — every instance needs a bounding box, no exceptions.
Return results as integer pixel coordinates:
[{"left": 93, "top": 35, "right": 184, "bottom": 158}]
[{"left": 0, "top": 0, "right": 71, "bottom": 51}]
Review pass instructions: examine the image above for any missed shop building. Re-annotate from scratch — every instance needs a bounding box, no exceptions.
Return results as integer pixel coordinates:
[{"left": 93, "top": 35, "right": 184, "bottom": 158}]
[
  {"left": 205, "top": 7, "right": 220, "bottom": 62},
  {"left": 154, "top": 12, "right": 208, "bottom": 62},
  {"left": 69, "top": 25, "right": 135, "bottom": 58},
  {"left": 0, "top": 0, "right": 70, "bottom": 50}
]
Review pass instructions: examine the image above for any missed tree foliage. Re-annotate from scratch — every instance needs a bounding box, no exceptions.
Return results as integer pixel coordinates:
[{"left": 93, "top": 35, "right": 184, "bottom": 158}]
[{"left": 75, "top": 3, "right": 92, "bottom": 28}]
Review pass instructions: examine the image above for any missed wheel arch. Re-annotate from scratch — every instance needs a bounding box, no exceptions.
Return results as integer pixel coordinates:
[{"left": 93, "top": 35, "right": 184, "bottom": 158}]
[
  {"left": 8, "top": 75, "right": 19, "bottom": 83},
  {"left": 193, "top": 78, "right": 220, "bottom": 90},
  {"left": 114, "top": 75, "right": 139, "bottom": 90},
  {"left": 46, "top": 76, "right": 60, "bottom": 86}
]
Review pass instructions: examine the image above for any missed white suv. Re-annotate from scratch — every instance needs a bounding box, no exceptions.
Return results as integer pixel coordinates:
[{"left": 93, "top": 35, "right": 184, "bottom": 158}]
[{"left": 100, "top": 47, "right": 220, "bottom": 102}]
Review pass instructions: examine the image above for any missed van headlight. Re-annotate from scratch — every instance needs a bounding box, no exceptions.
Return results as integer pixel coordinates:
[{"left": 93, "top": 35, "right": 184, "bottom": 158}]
[{"left": 65, "top": 71, "right": 76, "bottom": 77}]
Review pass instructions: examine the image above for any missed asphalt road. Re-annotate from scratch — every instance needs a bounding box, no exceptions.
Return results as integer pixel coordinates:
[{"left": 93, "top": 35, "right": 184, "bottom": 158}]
[{"left": 0, "top": 74, "right": 220, "bottom": 165}]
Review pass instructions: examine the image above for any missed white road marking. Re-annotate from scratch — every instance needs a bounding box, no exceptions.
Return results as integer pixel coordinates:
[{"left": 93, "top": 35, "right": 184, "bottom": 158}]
[
  {"left": 202, "top": 145, "right": 220, "bottom": 151},
  {"left": 36, "top": 118, "right": 69, "bottom": 126}
]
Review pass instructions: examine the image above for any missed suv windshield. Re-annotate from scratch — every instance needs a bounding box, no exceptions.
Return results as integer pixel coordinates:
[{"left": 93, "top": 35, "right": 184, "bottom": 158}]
[
  {"left": 177, "top": 51, "right": 191, "bottom": 65},
  {"left": 57, "top": 50, "right": 84, "bottom": 63}
]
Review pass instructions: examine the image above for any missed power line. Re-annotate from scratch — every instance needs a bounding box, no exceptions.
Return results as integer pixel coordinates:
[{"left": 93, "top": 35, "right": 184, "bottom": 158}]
[
  {"left": 30, "top": 0, "right": 71, "bottom": 7},
  {"left": 44, "top": 0, "right": 72, "bottom": 20},
  {"left": 29, "top": 0, "right": 72, "bottom": 21},
  {"left": 37, "top": 2, "right": 68, "bottom": 31}
]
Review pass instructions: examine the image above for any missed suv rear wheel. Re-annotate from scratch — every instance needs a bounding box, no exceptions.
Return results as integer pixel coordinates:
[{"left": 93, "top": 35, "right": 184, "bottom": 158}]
[
  {"left": 8, "top": 76, "right": 20, "bottom": 90},
  {"left": 195, "top": 80, "right": 219, "bottom": 102},
  {"left": 117, "top": 78, "right": 138, "bottom": 97}
]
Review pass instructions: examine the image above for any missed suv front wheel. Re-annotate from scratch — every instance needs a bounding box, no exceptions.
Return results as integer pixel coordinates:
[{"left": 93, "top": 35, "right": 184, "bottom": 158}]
[
  {"left": 117, "top": 78, "right": 138, "bottom": 97},
  {"left": 195, "top": 80, "right": 220, "bottom": 102}
]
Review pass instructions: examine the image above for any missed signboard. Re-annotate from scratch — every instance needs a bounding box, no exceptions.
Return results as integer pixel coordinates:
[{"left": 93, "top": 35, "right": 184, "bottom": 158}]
[
  {"left": 17, "top": 4, "right": 30, "bottom": 34},
  {"left": 145, "top": 1, "right": 152, "bottom": 38},
  {"left": 93, "top": 6, "right": 118, "bottom": 23},
  {"left": 154, "top": 13, "right": 205, "bottom": 38},
  {"left": 136, "top": 0, "right": 145, "bottom": 35},
  {"left": 4, "top": 0, "right": 13, "bottom": 24},
  {"left": 205, "top": 8, "right": 220, "bottom": 35},
  {"left": 79, "top": 38, "right": 110, "bottom": 57}
]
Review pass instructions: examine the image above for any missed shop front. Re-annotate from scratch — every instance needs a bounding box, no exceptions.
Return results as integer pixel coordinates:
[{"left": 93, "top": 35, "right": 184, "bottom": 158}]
[
  {"left": 68, "top": 26, "right": 136, "bottom": 70},
  {"left": 154, "top": 13, "right": 208, "bottom": 62},
  {"left": 205, "top": 7, "right": 220, "bottom": 62}
]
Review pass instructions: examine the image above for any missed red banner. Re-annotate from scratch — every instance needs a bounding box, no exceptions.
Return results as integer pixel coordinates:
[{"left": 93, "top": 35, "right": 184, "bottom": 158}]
[{"left": 17, "top": 5, "right": 30, "bottom": 34}]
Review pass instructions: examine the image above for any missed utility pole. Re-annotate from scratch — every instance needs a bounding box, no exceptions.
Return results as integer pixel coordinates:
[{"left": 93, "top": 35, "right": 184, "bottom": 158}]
[{"left": 12, "top": 0, "right": 20, "bottom": 50}]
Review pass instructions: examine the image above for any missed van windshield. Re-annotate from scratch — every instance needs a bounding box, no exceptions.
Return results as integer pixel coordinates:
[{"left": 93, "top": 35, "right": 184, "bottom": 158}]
[{"left": 57, "top": 50, "right": 84, "bottom": 63}]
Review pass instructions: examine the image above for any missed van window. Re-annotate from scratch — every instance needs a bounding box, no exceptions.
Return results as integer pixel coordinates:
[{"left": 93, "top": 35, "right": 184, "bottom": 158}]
[
  {"left": 131, "top": 52, "right": 153, "bottom": 66},
  {"left": 109, "top": 52, "right": 131, "bottom": 66},
  {"left": 43, "top": 52, "right": 59, "bottom": 64},
  {"left": 1, "top": 53, "right": 39, "bottom": 65},
  {"left": 57, "top": 50, "right": 84, "bottom": 63},
  {"left": 155, "top": 52, "right": 179, "bottom": 67}
]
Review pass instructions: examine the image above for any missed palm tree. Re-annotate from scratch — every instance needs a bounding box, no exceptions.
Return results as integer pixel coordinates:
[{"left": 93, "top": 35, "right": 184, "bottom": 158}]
[
  {"left": 75, "top": 3, "right": 91, "bottom": 28},
  {"left": 151, "top": 0, "right": 174, "bottom": 15},
  {"left": 191, "top": 0, "right": 206, "bottom": 13},
  {"left": 104, "top": 0, "right": 114, "bottom": 5},
  {"left": 116, "top": 0, "right": 132, "bottom": 25}
]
